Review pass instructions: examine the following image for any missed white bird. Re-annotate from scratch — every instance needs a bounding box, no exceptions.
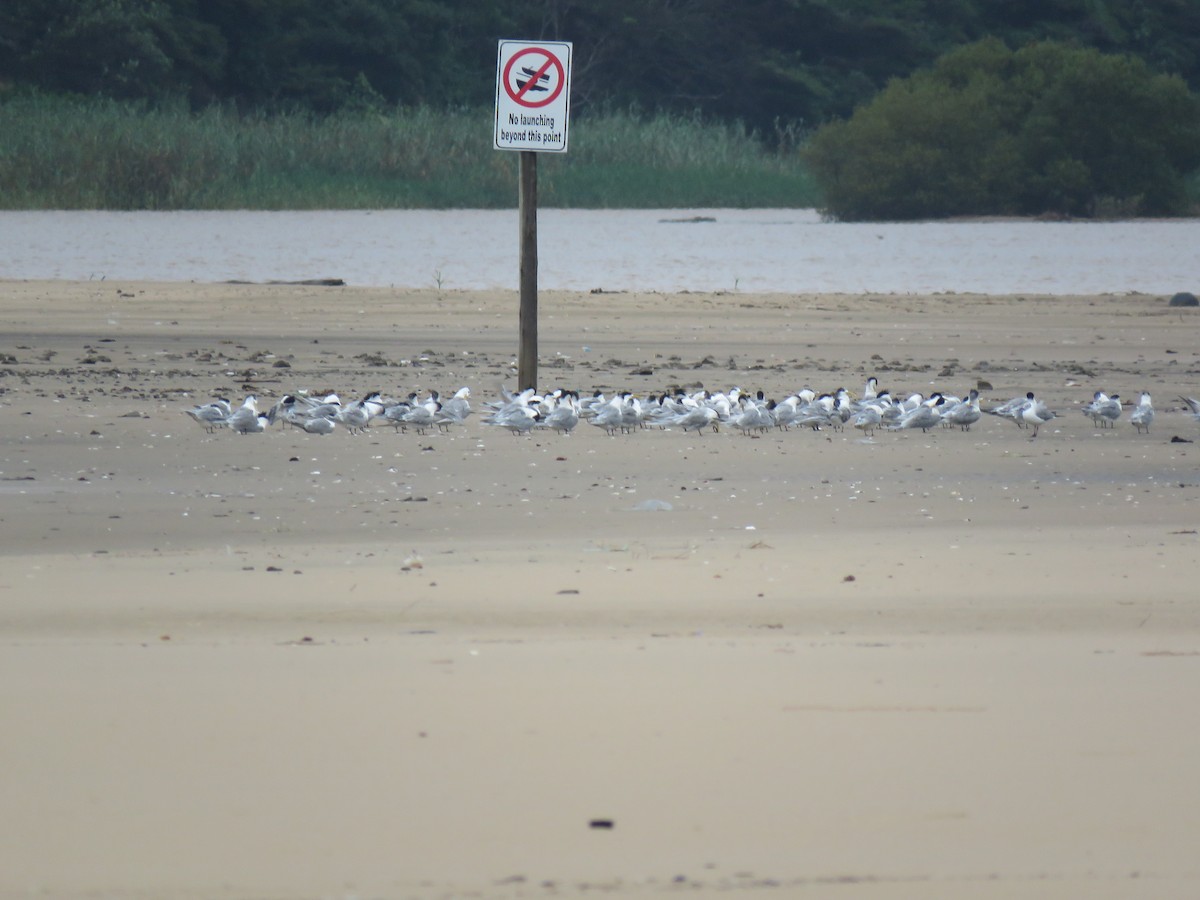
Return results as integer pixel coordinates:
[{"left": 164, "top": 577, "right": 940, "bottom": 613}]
[
  {"left": 335, "top": 402, "right": 372, "bottom": 434},
  {"left": 935, "top": 392, "right": 962, "bottom": 428},
  {"left": 360, "top": 391, "right": 386, "bottom": 420},
  {"left": 729, "top": 394, "right": 775, "bottom": 434},
  {"left": 299, "top": 415, "right": 335, "bottom": 435},
  {"left": 302, "top": 393, "right": 342, "bottom": 419},
  {"left": 590, "top": 393, "right": 638, "bottom": 434},
  {"left": 436, "top": 387, "right": 472, "bottom": 429},
  {"left": 860, "top": 376, "right": 879, "bottom": 403},
  {"left": 401, "top": 396, "right": 441, "bottom": 434},
  {"left": 642, "top": 393, "right": 683, "bottom": 428},
  {"left": 1130, "top": 392, "right": 1154, "bottom": 434},
  {"left": 645, "top": 393, "right": 717, "bottom": 434},
  {"left": 380, "top": 393, "right": 420, "bottom": 430},
  {"left": 482, "top": 387, "right": 541, "bottom": 434},
  {"left": 269, "top": 393, "right": 340, "bottom": 429},
  {"left": 327, "top": 391, "right": 382, "bottom": 432},
  {"left": 483, "top": 404, "right": 539, "bottom": 434},
  {"left": 852, "top": 390, "right": 891, "bottom": 417},
  {"left": 225, "top": 396, "right": 265, "bottom": 434},
  {"left": 537, "top": 391, "right": 581, "bottom": 434},
  {"left": 831, "top": 388, "right": 854, "bottom": 430},
  {"left": 941, "top": 389, "right": 982, "bottom": 431},
  {"left": 1020, "top": 393, "right": 1056, "bottom": 437},
  {"left": 578, "top": 390, "right": 609, "bottom": 418},
  {"left": 183, "top": 398, "right": 232, "bottom": 432},
  {"left": 891, "top": 395, "right": 944, "bottom": 432},
  {"left": 266, "top": 394, "right": 298, "bottom": 427},
  {"left": 769, "top": 394, "right": 803, "bottom": 430},
  {"left": 796, "top": 393, "right": 837, "bottom": 430},
  {"left": 851, "top": 405, "right": 881, "bottom": 436},
  {"left": 1083, "top": 391, "right": 1121, "bottom": 428},
  {"left": 487, "top": 386, "right": 540, "bottom": 410},
  {"left": 987, "top": 393, "right": 1031, "bottom": 425},
  {"left": 676, "top": 404, "right": 720, "bottom": 434},
  {"left": 699, "top": 389, "right": 735, "bottom": 423}
]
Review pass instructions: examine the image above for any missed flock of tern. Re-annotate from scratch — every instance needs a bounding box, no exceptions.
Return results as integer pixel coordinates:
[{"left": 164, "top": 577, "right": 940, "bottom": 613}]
[
  {"left": 184, "top": 388, "right": 471, "bottom": 435},
  {"left": 183, "top": 380, "right": 1197, "bottom": 440}
]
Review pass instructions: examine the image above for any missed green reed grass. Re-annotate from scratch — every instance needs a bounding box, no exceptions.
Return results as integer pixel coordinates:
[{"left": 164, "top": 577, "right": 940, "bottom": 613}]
[{"left": 0, "top": 93, "right": 819, "bottom": 209}]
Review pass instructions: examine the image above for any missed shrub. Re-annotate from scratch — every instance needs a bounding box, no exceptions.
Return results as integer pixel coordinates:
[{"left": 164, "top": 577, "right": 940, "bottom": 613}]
[{"left": 803, "top": 39, "right": 1200, "bottom": 220}]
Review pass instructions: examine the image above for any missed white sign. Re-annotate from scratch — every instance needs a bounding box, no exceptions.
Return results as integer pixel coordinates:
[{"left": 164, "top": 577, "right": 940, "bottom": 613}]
[{"left": 494, "top": 40, "right": 572, "bottom": 153}]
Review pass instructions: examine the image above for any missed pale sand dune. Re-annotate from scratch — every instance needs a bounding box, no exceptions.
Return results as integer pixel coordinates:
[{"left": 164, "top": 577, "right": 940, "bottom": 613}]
[{"left": 2, "top": 280, "right": 1199, "bottom": 898}]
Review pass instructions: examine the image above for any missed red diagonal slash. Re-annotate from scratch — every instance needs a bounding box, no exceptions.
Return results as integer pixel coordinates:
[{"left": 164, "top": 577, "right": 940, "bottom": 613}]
[
  {"left": 502, "top": 45, "right": 566, "bottom": 108},
  {"left": 515, "top": 56, "right": 554, "bottom": 102}
]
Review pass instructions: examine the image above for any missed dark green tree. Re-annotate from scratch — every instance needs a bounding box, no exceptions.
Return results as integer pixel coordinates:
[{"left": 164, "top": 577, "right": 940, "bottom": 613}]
[
  {"left": 187, "top": 0, "right": 466, "bottom": 111},
  {"left": 5, "top": 0, "right": 1200, "bottom": 135},
  {"left": 0, "top": 0, "right": 185, "bottom": 99},
  {"left": 803, "top": 38, "right": 1200, "bottom": 220}
]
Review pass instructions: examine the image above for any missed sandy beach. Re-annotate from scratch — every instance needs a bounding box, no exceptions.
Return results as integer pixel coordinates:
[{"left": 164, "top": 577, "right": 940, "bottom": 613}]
[{"left": 2, "top": 279, "right": 1199, "bottom": 899}]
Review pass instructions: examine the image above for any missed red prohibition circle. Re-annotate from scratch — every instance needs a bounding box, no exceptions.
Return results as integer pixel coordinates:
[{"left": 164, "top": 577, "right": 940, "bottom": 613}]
[{"left": 502, "top": 47, "right": 565, "bottom": 108}]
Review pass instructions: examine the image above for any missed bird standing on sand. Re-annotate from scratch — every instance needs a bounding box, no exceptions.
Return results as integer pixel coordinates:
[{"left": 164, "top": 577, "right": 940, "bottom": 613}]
[
  {"left": 892, "top": 395, "right": 945, "bottom": 432},
  {"left": 1021, "top": 393, "right": 1056, "bottom": 437},
  {"left": 226, "top": 396, "right": 267, "bottom": 434},
  {"left": 335, "top": 402, "right": 372, "bottom": 434},
  {"left": 538, "top": 391, "right": 582, "bottom": 434},
  {"left": 941, "top": 389, "right": 982, "bottom": 431},
  {"left": 482, "top": 387, "right": 541, "bottom": 435},
  {"left": 400, "top": 396, "right": 442, "bottom": 434},
  {"left": 436, "top": 387, "right": 472, "bottom": 429},
  {"left": 1130, "top": 392, "right": 1154, "bottom": 434},
  {"left": 184, "top": 398, "right": 232, "bottom": 432},
  {"left": 1083, "top": 391, "right": 1121, "bottom": 427},
  {"left": 851, "top": 405, "right": 882, "bottom": 436}
]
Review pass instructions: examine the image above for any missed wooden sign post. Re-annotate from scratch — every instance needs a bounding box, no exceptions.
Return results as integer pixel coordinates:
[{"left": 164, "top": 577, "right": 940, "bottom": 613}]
[
  {"left": 495, "top": 40, "right": 572, "bottom": 392},
  {"left": 518, "top": 151, "right": 538, "bottom": 391}
]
